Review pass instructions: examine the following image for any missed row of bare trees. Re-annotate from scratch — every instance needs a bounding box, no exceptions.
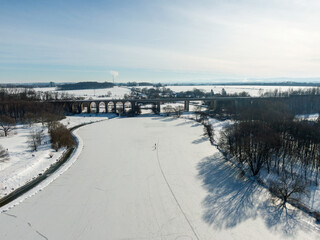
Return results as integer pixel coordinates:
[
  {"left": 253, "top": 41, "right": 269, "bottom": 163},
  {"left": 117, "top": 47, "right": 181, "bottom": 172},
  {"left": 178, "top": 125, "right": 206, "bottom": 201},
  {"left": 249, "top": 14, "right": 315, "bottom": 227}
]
[
  {"left": 0, "top": 100, "right": 64, "bottom": 122},
  {"left": 0, "top": 87, "right": 79, "bottom": 122},
  {"left": 0, "top": 87, "right": 74, "bottom": 101},
  {"left": 261, "top": 87, "right": 320, "bottom": 97},
  {"left": 202, "top": 88, "right": 320, "bottom": 119}
]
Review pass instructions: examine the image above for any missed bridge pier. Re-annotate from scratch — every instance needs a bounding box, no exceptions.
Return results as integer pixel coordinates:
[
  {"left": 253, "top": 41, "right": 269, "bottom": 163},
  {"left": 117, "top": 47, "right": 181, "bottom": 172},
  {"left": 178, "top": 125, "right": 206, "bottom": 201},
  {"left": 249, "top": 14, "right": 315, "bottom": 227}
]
[
  {"left": 184, "top": 100, "right": 189, "bottom": 112},
  {"left": 77, "top": 103, "right": 82, "bottom": 113},
  {"left": 104, "top": 102, "right": 108, "bottom": 113},
  {"left": 208, "top": 100, "right": 216, "bottom": 112},
  {"left": 157, "top": 102, "right": 161, "bottom": 113},
  {"left": 131, "top": 101, "right": 136, "bottom": 113},
  {"left": 95, "top": 102, "right": 100, "bottom": 114},
  {"left": 87, "top": 103, "right": 91, "bottom": 114},
  {"left": 113, "top": 102, "right": 117, "bottom": 113}
]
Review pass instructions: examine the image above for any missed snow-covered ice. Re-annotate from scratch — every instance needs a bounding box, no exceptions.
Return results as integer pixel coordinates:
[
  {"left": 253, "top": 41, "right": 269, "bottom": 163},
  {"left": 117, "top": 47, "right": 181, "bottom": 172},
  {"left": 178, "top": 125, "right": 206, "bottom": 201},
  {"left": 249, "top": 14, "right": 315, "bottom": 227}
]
[{"left": 0, "top": 116, "right": 319, "bottom": 239}]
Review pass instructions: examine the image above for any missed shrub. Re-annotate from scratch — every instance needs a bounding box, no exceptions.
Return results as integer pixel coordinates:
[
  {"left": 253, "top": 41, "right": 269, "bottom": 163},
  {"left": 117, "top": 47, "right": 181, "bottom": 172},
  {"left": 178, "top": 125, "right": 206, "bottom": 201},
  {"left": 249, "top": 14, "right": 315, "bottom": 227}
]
[
  {"left": 50, "top": 122, "right": 75, "bottom": 151},
  {"left": 203, "top": 123, "right": 214, "bottom": 144}
]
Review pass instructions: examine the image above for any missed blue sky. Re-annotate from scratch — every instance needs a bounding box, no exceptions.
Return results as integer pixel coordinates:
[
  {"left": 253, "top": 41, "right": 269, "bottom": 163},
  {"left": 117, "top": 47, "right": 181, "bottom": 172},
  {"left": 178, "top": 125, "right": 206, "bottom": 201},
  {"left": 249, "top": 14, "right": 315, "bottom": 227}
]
[{"left": 1, "top": 0, "right": 320, "bottom": 83}]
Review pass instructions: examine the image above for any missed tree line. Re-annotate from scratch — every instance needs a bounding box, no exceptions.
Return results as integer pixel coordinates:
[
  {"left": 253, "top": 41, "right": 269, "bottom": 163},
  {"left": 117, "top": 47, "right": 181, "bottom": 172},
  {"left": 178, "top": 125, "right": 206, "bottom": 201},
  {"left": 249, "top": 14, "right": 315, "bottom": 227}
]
[
  {"left": 126, "top": 87, "right": 251, "bottom": 100},
  {"left": 57, "top": 81, "right": 114, "bottom": 90},
  {"left": 0, "top": 88, "right": 74, "bottom": 122}
]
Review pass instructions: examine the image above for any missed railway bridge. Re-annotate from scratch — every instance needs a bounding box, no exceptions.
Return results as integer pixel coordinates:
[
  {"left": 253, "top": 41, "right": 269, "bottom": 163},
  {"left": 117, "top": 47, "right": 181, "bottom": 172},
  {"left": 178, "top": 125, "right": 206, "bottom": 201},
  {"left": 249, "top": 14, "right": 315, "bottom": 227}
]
[
  {"left": 48, "top": 95, "right": 320, "bottom": 115},
  {"left": 49, "top": 97, "right": 257, "bottom": 114}
]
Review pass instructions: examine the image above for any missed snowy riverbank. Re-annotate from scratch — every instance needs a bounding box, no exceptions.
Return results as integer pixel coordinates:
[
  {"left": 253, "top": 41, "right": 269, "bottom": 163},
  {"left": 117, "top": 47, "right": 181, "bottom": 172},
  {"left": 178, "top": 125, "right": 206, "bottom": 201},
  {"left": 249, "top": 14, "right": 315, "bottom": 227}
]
[{"left": 0, "top": 114, "right": 116, "bottom": 200}]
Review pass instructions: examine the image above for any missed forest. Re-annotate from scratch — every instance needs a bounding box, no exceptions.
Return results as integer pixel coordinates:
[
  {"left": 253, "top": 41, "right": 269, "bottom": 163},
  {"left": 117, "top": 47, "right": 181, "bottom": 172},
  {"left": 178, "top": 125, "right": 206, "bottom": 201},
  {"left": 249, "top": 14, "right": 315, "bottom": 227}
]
[
  {"left": 57, "top": 81, "right": 114, "bottom": 90},
  {"left": 219, "top": 100, "right": 320, "bottom": 207},
  {"left": 0, "top": 88, "right": 78, "bottom": 122}
]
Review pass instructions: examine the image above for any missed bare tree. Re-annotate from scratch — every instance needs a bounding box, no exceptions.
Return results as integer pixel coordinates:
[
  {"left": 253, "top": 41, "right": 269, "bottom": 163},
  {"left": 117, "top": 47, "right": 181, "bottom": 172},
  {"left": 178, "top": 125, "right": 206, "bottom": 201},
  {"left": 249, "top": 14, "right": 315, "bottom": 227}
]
[
  {"left": 29, "top": 130, "right": 39, "bottom": 151},
  {"left": 163, "top": 105, "right": 175, "bottom": 116},
  {"left": 28, "top": 128, "right": 44, "bottom": 152},
  {"left": 269, "top": 174, "right": 310, "bottom": 208},
  {"left": 0, "top": 145, "right": 9, "bottom": 162},
  {"left": 194, "top": 105, "right": 202, "bottom": 121},
  {"left": 173, "top": 106, "right": 184, "bottom": 118},
  {"left": 0, "top": 116, "right": 16, "bottom": 137},
  {"left": 36, "top": 129, "right": 44, "bottom": 145}
]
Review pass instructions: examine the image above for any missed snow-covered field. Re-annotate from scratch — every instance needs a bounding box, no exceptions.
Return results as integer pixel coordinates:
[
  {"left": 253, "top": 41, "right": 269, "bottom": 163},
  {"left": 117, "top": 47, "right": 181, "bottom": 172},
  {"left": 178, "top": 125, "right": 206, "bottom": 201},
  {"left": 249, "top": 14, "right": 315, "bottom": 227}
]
[
  {"left": 134, "top": 85, "right": 316, "bottom": 96},
  {"left": 0, "top": 114, "right": 116, "bottom": 199},
  {"left": 33, "top": 85, "right": 318, "bottom": 100},
  {"left": 34, "top": 86, "right": 131, "bottom": 100},
  {"left": 0, "top": 116, "right": 319, "bottom": 239},
  {"left": 296, "top": 113, "right": 319, "bottom": 121}
]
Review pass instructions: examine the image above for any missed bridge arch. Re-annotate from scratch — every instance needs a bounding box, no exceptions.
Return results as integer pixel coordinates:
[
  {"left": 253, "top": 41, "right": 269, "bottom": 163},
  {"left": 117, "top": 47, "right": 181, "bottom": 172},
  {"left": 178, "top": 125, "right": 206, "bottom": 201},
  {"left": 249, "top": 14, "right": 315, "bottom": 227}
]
[
  {"left": 89, "top": 102, "right": 97, "bottom": 113},
  {"left": 116, "top": 102, "right": 124, "bottom": 114},
  {"left": 71, "top": 102, "right": 80, "bottom": 114},
  {"left": 98, "top": 102, "right": 106, "bottom": 113},
  {"left": 107, "top": 102, "right": 115, "bottom": 113},
  {"left": 80, "top": 102, "right": 89, "bottom": 113},
  {"left": 124, "top": 101, "right": 132, "bottom": 113}
]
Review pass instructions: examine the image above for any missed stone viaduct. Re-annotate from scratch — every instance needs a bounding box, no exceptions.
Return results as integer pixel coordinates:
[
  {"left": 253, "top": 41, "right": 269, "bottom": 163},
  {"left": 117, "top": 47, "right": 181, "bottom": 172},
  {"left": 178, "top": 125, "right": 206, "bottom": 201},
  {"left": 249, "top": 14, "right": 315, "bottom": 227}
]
[
  {"left": 49, "top": 97, "right": 257, "bottom": 114},
  {"left": 49, "top": 95, "right": 320, "bottom": 115}
]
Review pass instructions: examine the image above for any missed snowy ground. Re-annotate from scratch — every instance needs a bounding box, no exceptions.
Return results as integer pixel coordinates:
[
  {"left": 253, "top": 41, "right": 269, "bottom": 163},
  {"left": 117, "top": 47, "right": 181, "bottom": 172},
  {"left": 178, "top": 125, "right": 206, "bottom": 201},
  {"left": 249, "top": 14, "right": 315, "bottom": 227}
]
[
  {"left": 0, "top": 114, "right": 116, "bottom": 199},
  {"left": 34, "top": 86, "right": 131, "bottom": 100},
  {"left": 0, "top": 116, "right": 319, "bottom": 239},
  {"left": 133, "top": 85, "right": 316, "bottom": 97},
  {"left": 0, "top": 124, "right": 64, "bottom": 197},
  {"left": 33, "top": 85, "right": 317, "bottom": 100},
  {"left": 296, "top": 113, "right": 319, "bottom": 121}
]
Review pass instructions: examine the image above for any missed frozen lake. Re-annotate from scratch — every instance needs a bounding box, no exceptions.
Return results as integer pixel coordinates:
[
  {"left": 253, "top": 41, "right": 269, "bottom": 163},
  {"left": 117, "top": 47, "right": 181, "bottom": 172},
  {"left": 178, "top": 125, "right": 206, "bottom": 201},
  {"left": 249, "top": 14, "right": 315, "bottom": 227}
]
[{"left": 0, "top": 117, "right": 319, "bottom": 239}]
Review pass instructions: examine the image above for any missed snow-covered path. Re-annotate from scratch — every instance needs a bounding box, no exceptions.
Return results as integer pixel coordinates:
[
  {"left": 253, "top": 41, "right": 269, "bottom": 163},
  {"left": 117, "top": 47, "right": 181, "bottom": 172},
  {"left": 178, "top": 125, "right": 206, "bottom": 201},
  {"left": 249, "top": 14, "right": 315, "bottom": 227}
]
[{"left": 0, "top": 117, "right": 319, "bottom": 239}]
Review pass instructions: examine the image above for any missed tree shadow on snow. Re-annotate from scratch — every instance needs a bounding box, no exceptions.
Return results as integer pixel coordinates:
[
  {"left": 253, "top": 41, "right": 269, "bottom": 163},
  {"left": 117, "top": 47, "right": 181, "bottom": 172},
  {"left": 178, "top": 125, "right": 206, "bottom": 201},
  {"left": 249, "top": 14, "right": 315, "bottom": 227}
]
[
  {"left": 150, "top": 116, "right": 176, "bottom": 122},
  {"left": 192, "top": 136, "right": 208, "bottom": 144},
  {"left": 259, "top": 201, "right": 302, "bottom": 235},
  {"left": 197, "top": 153, "right": 304, "bottom": 236},
  {"left": 160, "top": 117, "right": 176, "bottom": 122},
  {"left": 175, "top": 120, "right": 193, "bottom": 127}
]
